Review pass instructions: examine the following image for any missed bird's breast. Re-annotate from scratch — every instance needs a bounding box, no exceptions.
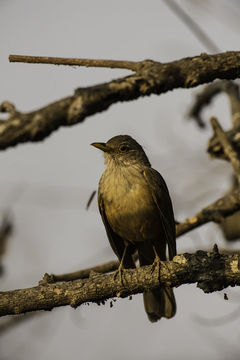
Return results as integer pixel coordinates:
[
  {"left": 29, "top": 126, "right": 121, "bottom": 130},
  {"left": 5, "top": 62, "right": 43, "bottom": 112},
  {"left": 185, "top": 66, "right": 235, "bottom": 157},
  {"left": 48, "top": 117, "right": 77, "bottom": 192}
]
[{"left": 99, "top": 167, "right": 160, "bottom": 243}]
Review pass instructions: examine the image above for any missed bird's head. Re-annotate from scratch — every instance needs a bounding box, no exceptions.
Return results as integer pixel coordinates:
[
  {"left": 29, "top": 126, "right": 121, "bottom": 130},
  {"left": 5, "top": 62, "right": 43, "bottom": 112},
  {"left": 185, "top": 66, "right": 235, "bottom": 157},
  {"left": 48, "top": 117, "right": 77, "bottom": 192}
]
[{"left": 91, "top": 135, "right": 151, "bottom": 167}]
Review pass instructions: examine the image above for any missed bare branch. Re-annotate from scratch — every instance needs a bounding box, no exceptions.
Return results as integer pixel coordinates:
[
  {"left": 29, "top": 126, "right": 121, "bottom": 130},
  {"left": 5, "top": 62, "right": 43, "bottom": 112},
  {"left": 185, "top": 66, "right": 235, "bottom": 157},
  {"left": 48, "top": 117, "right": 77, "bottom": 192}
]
[
  {"left": 189, "top": 80, "right": 240, "bottom": 128},
  {"left": 163, "top": 0, "right": 220, "bottom": 53},
  {"left": 48, "top": 252, "right": 139, "bottom": 282},
  {"left": 0, "top": 213, "right": 13, "bottom": 276},
  {"left": 206, "top": 82, "right": 240, "bottom": 158},
  {"left": 208, "top": 127, "right": 240, "bottom": 159},
  {"left": 48, "top": 259, "right": 120, "bottom": 282},
  {"left": 189, "top": 79, "right": 240, "bottom": 240},
  {"left": 9, "top": 55, "right": 139, "bottom": 71},
  {"left": 210, "top": 117, "right": 240, "bottom": 182},
  {"left": 1, "top": 248, "right": 240, "bottom": 317},
  {"left": 1, "top": 51, "right": 240, "bottom": 150},
  {"left": 176, "top": 187, "right": 240, "bottom": 236}
]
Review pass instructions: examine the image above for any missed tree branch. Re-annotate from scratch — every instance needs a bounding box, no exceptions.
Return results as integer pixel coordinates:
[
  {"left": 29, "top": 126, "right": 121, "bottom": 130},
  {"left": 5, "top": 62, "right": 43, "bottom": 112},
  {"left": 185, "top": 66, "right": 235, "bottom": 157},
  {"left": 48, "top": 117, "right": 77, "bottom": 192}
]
[
  {"left": 189, "top": 80, "right": 240, "bottom": 129},
  {"left": 49, "top": 259, "right": 120, "bottom": 282},
  {"left": 0, "top": 213, "right": 13, "bottom": 276},
  {"left": 9, "top": 55, "right": 139, "bottom": 71},
  {"left": 188, "top": 79, "right": 240, "bottom": 240},
  {"left": 207, "top": 82, "right": 240, "bottom": 159},
  {"left": 176, "top": 187, "right": 240, "bottom": 236},
  {"left": 208, "top": 127, "right": 240, "bottom": 159},
  {"left": 1, "top": 248, "right": 240, "bottom": 317},
  {"left": 210, "top": 116, "right": 240, "bottom": 182},
  {"left": 1, "top": 51, "right": 240, "bottom": 150},
  {"left": 163, "top": 0, "right": 220, "bottom": 53}
]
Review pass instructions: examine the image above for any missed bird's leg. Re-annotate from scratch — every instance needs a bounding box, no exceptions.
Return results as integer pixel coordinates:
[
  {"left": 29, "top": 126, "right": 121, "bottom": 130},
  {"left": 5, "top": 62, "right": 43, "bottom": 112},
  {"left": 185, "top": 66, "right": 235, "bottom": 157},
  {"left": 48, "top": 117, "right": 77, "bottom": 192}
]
[
  {"left": 113, "top": 245, "right": 128, "bottom": 285},
  {"left": 151, "top": 245, "right": 170, "bottom": 278},
  {"left": 151, "top": 245, "right": 161, "bottom": 275}
]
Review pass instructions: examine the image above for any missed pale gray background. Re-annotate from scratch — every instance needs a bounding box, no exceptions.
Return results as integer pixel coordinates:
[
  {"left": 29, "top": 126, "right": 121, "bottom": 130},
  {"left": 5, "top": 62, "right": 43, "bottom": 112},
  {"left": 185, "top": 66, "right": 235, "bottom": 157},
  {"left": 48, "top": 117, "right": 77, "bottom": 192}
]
[{"left": 0, "top": 1, "right": 240, "bottom": 359}]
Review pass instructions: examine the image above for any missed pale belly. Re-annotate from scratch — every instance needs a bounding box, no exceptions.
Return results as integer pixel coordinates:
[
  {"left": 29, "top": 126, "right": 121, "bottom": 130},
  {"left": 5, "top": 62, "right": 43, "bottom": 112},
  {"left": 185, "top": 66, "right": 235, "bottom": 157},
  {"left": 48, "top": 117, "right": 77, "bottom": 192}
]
[{"left": 103, "top": 181, "right": 161, "bottom": 244}]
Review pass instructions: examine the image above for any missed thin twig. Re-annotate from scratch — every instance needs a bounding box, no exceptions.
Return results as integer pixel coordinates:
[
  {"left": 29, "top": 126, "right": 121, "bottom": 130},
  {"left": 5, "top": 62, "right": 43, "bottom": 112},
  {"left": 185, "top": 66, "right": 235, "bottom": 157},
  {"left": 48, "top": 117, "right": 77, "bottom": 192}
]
[
  {"left": 163, "top": 0, "right": 220, "bottom": 53},
  {"left": 86, "top": 190, "right": 96, "bottom": 210},
  {"left": 9, "top": 55, "right": 139, "bottom": 71},
  {"left": 0, "top": 213, "right": 13, "bottom": 276},
  {"left": 50, "top": 259, "right": 120, "bottom": 282},
  {"left": 48, "top": 252, "right": 138, "bottom": 282}
]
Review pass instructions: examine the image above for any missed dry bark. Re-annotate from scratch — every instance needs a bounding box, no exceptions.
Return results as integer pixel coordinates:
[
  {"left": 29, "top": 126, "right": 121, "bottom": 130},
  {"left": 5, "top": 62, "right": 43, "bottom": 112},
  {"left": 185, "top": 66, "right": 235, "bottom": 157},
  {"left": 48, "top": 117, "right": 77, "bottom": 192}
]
[
  {"left": 1, "top": 248, "right": 240, "bottom": 317},
  {"left": 1, "top": 51, "right": 240, "bottom": 150}
]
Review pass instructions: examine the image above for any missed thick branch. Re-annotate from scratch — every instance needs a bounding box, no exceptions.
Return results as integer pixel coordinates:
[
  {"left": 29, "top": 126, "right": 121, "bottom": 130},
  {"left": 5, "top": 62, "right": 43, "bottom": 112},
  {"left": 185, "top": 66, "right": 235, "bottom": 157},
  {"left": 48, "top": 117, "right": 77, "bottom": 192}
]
[
  {"left": 1, "top": 249, "right": 240, "bottom": 317},
  {"left": 1, "top": 51, "right": 240, "bottom": 150}
]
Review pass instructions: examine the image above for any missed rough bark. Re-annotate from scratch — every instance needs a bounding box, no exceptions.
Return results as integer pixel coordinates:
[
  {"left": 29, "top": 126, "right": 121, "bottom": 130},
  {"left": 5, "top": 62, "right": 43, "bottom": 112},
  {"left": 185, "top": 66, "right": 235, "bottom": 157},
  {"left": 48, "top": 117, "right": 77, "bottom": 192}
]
[
  {"left": 1, "top": 248, "right": 240, "bottom": 317},
  {"left": 1, "top": 51, "right": 240, "bottom": 150}
]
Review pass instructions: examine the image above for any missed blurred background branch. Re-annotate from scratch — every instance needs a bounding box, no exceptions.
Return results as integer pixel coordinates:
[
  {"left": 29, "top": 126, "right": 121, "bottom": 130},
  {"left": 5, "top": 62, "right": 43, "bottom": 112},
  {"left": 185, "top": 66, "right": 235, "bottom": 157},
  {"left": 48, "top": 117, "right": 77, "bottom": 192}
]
[{"left": 0, "top": 212, "right": 13, "bottom": 276}]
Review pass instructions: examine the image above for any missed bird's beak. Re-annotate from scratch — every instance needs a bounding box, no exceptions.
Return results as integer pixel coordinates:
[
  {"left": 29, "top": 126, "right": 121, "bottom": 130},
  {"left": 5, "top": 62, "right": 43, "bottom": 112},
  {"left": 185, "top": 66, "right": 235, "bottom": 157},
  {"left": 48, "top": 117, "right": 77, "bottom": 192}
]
[{"left": 91, "top": 142, "right": 111, "bottom": 153}]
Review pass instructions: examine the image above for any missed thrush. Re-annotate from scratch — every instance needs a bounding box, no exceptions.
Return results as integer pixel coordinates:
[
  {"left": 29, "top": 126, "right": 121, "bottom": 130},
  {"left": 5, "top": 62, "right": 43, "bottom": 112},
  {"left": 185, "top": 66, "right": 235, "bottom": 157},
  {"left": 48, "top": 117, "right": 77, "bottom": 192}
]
[{"left": 92, "top": 135, "right": 176, "bottom": 322}]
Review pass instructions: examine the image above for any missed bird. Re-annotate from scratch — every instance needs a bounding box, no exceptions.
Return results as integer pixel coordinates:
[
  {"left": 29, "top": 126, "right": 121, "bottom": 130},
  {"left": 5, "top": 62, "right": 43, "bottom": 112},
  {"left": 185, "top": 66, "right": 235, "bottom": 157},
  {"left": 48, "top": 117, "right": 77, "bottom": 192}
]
[{"left": 91, "top": 135, "right": 176, "bottom": 322}]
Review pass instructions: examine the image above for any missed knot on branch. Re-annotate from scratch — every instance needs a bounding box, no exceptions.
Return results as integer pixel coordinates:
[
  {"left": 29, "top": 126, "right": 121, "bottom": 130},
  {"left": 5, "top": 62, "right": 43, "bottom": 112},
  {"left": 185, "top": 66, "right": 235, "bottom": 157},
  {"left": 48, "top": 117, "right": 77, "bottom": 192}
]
[
  {"left": 184, "top": 248, "right": 228, "bottom": 293},
  {"left": 135, "top": 59, "right": 157, "bottom": 72},
  {"left": 0, "top": 101, "right": 16, "bottom": 120},
  {"left": 39, "top": 273, "right": 56, "bottom": 285}
]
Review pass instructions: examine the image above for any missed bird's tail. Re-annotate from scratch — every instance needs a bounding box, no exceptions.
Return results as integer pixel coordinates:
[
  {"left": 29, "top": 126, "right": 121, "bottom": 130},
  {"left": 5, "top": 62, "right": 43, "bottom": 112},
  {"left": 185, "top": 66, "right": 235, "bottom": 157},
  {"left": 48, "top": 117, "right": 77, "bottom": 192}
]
[
  {"left": 143, "top": 287, "right": 176, "bottom": 322},
  {"left": 138, "top": 242, "right": 176, "bottom": 322}
]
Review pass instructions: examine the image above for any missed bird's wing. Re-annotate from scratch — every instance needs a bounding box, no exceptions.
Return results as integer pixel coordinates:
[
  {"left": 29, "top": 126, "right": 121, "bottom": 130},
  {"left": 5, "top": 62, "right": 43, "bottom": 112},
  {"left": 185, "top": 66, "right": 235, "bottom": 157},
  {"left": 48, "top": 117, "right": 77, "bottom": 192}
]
[
  {"left": 98, "top": 192, "right": 135, "bottom": 268},
  {"left": 143, "top": 168, "right": 176, "bottom": 259}
]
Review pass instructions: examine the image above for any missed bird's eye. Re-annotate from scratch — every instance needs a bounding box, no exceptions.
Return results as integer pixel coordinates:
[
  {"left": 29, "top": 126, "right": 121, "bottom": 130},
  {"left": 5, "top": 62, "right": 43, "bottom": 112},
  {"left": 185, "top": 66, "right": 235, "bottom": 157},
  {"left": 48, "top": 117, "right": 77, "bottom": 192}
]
[{"left": 119, "top": 144, "right": 129, "bottom": 153}]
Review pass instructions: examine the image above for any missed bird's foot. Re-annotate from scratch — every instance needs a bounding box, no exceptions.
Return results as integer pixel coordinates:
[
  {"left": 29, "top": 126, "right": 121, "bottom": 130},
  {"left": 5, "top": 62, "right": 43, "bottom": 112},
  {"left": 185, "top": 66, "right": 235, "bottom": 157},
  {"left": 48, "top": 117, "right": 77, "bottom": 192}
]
[
  {"left": 113, "top": 264, "right": 125, "bottom": 286},
  {"left": 151, "top": 254, "right": 161, "bottom": 276}
]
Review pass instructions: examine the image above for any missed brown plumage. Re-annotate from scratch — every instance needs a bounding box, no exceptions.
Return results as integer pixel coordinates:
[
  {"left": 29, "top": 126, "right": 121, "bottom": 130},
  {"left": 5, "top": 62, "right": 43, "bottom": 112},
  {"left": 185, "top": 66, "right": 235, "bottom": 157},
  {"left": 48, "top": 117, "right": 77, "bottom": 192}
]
[{"left": 92, "top": 135, "right": 176, "bottom": 322}]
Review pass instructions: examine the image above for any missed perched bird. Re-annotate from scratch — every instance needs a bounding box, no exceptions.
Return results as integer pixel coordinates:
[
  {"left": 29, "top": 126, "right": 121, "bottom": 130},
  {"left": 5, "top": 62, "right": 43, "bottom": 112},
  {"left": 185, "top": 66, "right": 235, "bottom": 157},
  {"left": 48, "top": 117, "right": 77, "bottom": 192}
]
[{"left": 91, "top": 135, "right": 176, "bottom": 322}]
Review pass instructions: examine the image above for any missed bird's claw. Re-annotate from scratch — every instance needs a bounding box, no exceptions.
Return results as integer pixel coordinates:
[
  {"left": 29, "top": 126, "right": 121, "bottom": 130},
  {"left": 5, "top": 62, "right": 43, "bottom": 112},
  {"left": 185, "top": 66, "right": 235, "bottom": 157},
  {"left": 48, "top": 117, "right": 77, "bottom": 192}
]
[
  {"left": 113, "top": 264, "right": 125, "bottom": 286},
  {"left": 151, "top": 255, "right": 161, "bottom": 275}
]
